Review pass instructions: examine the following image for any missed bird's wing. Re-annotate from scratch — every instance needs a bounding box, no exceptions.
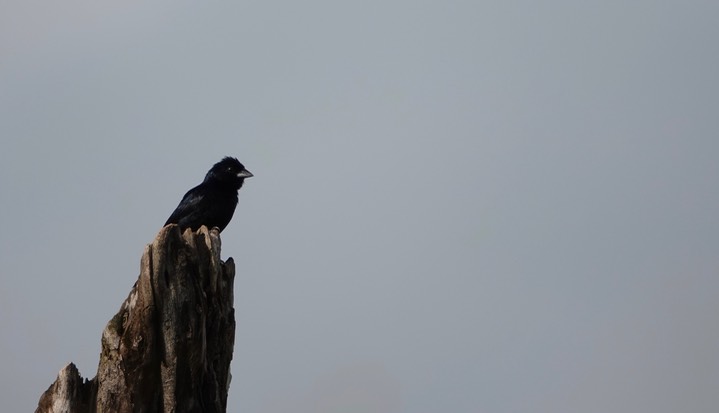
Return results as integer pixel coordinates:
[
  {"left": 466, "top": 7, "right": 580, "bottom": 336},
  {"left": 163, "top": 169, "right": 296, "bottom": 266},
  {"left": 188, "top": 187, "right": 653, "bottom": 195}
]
[{"left": 164, "top": 187, "right": 208, "bottom": 227}]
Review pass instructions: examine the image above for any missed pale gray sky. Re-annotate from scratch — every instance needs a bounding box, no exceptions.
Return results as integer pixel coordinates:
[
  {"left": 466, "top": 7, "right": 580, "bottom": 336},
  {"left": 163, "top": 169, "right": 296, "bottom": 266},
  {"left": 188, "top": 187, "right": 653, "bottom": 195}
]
[{"left": 1, "top": 1, "right": 718, "bottom": 412}]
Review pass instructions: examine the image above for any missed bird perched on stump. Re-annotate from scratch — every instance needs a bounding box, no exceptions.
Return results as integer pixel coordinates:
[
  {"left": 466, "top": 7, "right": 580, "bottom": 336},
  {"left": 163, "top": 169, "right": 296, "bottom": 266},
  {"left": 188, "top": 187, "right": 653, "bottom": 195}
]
[{"left": 165, "top": 156, "right": 253, "bottom": 232}]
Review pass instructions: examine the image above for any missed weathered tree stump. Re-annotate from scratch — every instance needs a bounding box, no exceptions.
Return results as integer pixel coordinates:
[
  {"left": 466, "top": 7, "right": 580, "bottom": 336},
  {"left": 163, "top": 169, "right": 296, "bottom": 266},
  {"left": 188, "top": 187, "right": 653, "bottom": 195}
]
[{"left": 36, "top": 225, "right": 236, "bottom": 413}]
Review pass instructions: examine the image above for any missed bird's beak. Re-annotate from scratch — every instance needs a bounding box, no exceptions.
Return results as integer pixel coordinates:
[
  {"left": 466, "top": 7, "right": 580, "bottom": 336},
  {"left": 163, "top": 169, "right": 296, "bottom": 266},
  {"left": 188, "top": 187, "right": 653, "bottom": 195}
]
[{"left": 237, "top": 169, "right": 253, "bottom": 178}]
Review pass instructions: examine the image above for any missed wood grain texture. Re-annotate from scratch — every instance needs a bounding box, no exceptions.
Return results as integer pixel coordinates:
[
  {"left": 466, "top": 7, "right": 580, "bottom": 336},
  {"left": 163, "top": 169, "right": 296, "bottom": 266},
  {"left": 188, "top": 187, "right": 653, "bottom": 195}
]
[{"left": 36, "top": 225, "right": 236, "bottom": 413}]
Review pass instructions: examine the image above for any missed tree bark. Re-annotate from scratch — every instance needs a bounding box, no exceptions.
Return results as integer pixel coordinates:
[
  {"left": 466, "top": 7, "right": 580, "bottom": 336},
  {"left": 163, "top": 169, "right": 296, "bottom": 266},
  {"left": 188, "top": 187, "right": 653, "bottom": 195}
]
[{"left": 36, "top": 225, "right": 236, "bottom": 413}]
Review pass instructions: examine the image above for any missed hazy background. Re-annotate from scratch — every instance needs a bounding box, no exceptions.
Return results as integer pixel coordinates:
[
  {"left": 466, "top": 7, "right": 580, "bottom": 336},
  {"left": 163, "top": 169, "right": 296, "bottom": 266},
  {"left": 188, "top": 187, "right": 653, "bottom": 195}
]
[{"left": 1, "top": 1, "right": 718, "bottom": 412}]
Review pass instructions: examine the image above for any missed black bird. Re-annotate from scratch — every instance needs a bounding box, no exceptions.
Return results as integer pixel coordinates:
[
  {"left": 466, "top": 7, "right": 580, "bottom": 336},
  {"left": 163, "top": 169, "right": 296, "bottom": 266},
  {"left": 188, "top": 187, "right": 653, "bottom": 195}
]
[{"left": 165, "top": 156, "right": 253, "bottom": 232}]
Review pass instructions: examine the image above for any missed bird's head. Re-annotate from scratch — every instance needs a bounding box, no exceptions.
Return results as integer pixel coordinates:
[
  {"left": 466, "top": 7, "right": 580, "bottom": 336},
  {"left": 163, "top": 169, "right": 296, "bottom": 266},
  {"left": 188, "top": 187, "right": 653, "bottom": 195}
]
[{"left": 204, "top": 156, "right": 253, "bottom": 189}]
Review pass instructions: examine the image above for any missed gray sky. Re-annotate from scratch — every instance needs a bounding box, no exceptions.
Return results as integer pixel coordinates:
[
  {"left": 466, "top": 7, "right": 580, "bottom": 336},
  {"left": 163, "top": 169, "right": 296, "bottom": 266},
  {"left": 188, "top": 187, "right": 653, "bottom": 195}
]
[{"left": 1, "top": 1, "right": 718, "bottom": 412}]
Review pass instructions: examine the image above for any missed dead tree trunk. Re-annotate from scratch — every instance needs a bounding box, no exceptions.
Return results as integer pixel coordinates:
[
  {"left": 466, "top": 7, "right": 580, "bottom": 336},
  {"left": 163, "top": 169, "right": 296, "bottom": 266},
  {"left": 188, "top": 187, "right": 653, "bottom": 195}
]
[{"left": 36, "top": 225, "right": 236, "bottom": 413}]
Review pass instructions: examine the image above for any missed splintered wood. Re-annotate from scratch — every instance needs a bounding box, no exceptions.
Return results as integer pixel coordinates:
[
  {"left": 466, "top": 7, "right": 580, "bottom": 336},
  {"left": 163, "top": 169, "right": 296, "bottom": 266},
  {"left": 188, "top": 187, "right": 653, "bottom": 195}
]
[{"left": 36, "top": 225, "right": 236, "bottom": 413}]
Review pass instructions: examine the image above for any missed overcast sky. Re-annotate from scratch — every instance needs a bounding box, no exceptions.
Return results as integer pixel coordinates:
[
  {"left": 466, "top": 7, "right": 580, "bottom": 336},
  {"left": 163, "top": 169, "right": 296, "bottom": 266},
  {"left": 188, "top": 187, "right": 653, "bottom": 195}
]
[{"left": 1, "top": 1, "right": 718, "bottom": 412}]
